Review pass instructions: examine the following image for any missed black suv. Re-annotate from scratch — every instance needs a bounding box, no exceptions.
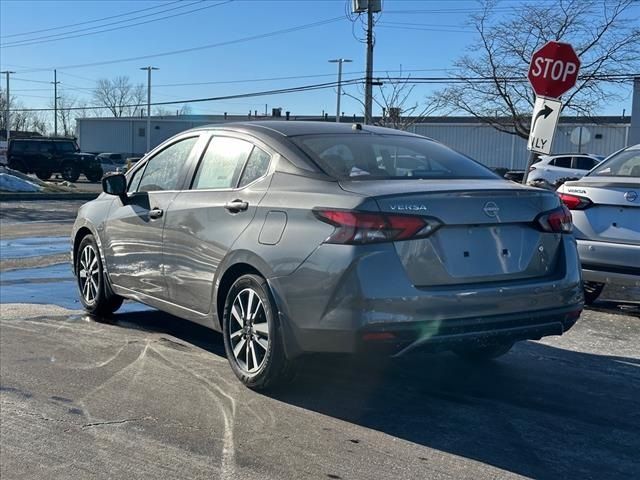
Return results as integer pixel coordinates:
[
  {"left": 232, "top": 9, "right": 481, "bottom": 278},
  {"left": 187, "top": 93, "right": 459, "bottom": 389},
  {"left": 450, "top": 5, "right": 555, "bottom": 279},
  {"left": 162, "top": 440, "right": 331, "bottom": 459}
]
[{"left": 7, "top": 137, "right": 103, "bottom": 182}]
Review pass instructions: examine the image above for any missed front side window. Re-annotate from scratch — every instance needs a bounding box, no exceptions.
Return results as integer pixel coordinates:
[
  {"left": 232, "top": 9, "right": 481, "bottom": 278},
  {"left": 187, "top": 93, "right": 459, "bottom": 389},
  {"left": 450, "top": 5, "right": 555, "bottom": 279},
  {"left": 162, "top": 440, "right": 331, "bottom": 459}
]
[
  {"left": 293, "top": 134, "right": 496, "bottom": 180},
  {"left": 136, "top": 136, "right": 198, "bottom": 192},
  {"left": 192, "top": 136, "right": 253, "bottom": 190},
  {"left": 55, "top": 141, "right": 79, "bottom": 153}
]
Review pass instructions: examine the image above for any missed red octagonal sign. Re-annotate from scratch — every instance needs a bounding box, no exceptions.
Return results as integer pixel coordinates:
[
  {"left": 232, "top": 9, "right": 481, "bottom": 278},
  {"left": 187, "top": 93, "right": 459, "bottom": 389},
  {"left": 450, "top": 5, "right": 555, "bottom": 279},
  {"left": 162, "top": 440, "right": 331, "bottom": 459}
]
[{"left": 528, "top": 41, "right": 581, "bottom": 98}]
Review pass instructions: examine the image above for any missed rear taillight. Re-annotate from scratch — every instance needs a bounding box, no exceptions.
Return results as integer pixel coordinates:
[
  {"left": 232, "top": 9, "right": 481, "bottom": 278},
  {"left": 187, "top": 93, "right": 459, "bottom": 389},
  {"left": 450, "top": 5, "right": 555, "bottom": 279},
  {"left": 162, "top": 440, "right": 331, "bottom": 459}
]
[
  {"left": 313, "top": 209, "right": 440, "bottom": 244},
  {"left": 558, "top": 192, "right": 592, "bottom": 210},
  {"left": 536, "top": 205, "right": 573, "bottom": 233}
]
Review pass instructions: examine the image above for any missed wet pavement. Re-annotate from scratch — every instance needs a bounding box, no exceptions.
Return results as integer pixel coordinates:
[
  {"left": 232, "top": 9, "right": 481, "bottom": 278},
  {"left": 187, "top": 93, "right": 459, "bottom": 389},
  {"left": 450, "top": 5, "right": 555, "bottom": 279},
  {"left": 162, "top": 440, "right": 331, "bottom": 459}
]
[{"left": 1, "top": 199, "right": 639, "bottom": 480}]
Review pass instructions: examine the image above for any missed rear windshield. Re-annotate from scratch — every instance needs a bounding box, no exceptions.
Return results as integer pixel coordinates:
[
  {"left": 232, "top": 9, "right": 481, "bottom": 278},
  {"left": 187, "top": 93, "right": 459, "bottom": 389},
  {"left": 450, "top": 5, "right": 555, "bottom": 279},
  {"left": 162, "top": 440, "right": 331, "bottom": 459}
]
[
  {"left": 292, "top": 134, "right": 497, "bottom": 180},
  {"left": 588, "top": 148, "right": 640, "bottom": 177}
]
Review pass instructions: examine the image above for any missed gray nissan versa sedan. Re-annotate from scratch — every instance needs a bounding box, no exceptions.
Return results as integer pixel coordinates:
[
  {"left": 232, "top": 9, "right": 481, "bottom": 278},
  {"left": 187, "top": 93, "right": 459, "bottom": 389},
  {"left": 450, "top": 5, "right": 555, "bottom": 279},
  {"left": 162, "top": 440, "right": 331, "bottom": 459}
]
[{"left": 71, "top": 121, "right": 583, "bottom": 388}]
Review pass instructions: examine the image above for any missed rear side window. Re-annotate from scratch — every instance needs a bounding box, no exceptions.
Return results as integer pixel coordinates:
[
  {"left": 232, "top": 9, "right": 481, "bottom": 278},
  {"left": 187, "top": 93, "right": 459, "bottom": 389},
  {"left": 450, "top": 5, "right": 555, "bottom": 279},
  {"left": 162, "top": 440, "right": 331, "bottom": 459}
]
[
  {"left": 574, "top": 157, "right": 596, "bottom": 170},
  {"left": 192, "top": 136, "right": 253, "bottom": 190},
  {"left": 551, "top": 157, "right": 572, "bottom": 168},
  {"left": 293, "top": 134, "right": 496, "bottom": 180},
  {"left": 238, "top": 147, "right": 271, "bottom": 187},
  {"left": 137, "top": 136, "right": 198, "bottom": 192}
]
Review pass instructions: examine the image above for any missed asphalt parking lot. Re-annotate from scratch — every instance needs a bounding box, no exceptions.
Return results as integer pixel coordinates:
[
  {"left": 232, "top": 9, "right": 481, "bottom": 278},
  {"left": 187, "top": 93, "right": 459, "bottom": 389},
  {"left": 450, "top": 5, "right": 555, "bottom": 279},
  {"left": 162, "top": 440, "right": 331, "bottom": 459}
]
[{"left": 1, "top": 200, "right": 639, "bottom": 480}]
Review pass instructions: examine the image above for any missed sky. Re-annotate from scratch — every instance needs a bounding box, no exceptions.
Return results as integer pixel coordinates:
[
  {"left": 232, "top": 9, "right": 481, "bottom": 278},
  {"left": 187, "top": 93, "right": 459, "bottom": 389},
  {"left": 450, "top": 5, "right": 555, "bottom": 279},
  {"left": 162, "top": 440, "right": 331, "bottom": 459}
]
[{"left": 1, "top": 0, "right": 638, "bottom": 123}]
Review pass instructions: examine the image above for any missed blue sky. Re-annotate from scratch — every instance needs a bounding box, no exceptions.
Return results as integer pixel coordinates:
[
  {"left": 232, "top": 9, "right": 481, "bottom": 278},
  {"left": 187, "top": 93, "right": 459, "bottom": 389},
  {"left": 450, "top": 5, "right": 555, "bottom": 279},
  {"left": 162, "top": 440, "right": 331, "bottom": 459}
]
[{"left": 0, "top": 0, "right": 637, "bottom": 120}]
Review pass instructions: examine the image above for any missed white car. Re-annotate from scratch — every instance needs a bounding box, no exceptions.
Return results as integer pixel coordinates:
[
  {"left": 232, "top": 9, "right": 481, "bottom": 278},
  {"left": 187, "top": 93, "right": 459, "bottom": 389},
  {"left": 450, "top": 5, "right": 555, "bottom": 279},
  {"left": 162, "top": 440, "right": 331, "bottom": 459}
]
[
  {"left": 528, "top": 153, "right": 604, "bottom": 186},
  {"left": 556, "top": 144, "right": 640, "bottom": 304}
]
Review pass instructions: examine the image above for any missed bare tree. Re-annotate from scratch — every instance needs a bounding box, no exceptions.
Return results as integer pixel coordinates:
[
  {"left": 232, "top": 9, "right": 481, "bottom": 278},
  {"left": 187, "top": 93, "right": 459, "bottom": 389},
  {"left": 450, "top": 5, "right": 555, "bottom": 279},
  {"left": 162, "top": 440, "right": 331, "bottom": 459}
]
[
  {"left": 92, "top": 76, "right": 146, "bottom": 117},
  {"left": 1, "top": 88, "right": 48, "bottom": 135},
  {"left": 50, "top": 93, "right": 87, "bottom": 136},
  {"left": 437, "top": 0, "right": 640, "bottom": 139},
  {"left": 344, "top": 74, "right": 445, "bottom": 130}
]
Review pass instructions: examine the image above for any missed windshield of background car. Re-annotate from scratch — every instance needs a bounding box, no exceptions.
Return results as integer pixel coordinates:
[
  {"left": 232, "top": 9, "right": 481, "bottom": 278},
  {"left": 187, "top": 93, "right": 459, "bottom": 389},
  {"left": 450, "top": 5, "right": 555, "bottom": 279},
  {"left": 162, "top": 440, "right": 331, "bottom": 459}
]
[
  {"left": 588, "top": 148, "right": 640, "bottom": 177},
  {"left": 292, "top": 134, "right": 497, "bottom": 180}
]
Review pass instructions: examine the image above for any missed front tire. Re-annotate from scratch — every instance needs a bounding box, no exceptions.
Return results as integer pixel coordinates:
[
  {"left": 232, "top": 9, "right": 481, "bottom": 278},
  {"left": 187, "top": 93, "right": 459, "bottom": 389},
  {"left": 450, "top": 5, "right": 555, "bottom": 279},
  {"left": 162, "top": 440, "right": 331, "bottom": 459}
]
[
  {"left": 583, "top": 281, "right": 605, "bottom": 305},
  {"left": 36, "top": 170, "right": 52, "bottom": 180},
  {"left": 61, "top": 163, "right": 80, "bottom": 182},
  {"left": 222, "top": 274, "right": 294, "bottom": 389},
  {"left": 76, "top": 235, "right": 123, "bottom": 318},
  {"left": 453, "top": 342, "right": 514, "bottom": 362},
  {"left": 85, "top": 168, "right": 103, "bottom": 183}
]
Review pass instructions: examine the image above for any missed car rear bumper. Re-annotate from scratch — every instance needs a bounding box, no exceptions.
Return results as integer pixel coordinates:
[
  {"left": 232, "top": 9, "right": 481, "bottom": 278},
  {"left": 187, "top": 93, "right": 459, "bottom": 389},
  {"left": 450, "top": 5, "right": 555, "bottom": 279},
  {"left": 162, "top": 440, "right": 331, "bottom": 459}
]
[
  {"left": 271, "top": 236, "right": 583, "bottom": 356},
  {"left": 577, "top": 239, "right": 640, "bottom": 286}
]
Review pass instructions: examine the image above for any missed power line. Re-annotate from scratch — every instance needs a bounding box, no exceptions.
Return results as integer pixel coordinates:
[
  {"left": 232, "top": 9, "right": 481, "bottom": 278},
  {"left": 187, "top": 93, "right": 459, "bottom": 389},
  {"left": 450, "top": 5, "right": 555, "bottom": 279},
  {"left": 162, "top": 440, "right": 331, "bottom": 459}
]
[
  {"left": 8, "top": 78, "right": 366, "bottom": 113},
  {"left": 1, "top": 1, "right": 233, "bottom": 48},
  {"left": 10, "top": 16, "right": 347, "bottom": 73},
  {"left": 0, "top": 0, "right": 183, "bottom": 39}
]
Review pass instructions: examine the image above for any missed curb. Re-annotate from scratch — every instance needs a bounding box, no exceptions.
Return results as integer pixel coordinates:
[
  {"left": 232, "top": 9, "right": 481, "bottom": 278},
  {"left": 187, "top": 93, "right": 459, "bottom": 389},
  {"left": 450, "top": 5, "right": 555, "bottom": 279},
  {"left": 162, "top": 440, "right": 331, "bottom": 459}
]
[{"left": 0, "top": 192, "right": 100, "bottom": 201}]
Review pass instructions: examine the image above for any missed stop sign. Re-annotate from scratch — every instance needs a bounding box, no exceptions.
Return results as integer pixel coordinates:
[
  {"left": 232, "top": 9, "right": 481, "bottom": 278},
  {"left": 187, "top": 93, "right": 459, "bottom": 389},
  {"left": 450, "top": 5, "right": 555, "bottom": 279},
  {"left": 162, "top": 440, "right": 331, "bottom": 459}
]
[{"left": 527, "top": 41, "right": 581, "bottom": 98}]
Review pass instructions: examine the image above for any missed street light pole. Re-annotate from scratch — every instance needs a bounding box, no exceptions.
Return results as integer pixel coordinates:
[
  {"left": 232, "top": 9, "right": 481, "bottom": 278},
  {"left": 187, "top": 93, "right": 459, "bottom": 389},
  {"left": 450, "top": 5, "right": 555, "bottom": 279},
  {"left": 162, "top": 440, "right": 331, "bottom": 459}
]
[
  {"left": 364, "top": 6, "right": 374, "bottom": 124},
  {"left": 52, "top": 69, "right": 61, "bottom": 136},
  {"left": 329, "top": 59, "right": 352, "bottom": 123},
  {"left": 1, "top": 70, "right": 15, "bottom": 142},
  {"left": 140, "top": 66, "right": 159, "bottom": 153}
]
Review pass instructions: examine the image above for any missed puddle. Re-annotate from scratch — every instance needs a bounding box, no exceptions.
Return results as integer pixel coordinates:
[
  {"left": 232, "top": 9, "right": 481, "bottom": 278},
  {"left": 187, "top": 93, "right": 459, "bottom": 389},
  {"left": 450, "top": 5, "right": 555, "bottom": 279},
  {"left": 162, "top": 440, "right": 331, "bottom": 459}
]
[
  {"left": 0, "top": 237, "right": 69, "bottom": 260},
  {"left": 0, "top": 263, "right": 150, "bottom": 313}
]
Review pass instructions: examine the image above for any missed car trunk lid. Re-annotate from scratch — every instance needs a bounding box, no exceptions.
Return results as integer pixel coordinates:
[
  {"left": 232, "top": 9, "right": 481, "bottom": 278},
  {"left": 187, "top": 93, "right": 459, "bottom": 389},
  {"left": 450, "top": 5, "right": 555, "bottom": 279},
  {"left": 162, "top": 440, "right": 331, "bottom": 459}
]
[
  {"left": 340, "top": 179, "right": 564, "bottom": 286},
  {"left": 562, "top": 177, "right": 640, "bottom": 246}
]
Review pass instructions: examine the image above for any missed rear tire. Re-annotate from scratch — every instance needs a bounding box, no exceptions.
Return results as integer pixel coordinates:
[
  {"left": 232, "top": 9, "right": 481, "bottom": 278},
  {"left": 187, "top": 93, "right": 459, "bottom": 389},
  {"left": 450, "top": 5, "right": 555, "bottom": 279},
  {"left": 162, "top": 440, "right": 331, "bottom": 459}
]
[
  {"left": 36, "top": 170, "right": 52, "bottom": 180},
  {"left": 75, "top": 235, "right": 123, "bottom": 319},
  {"left": 453, "top": 342, "right": 514, "bottom": 362},
  {"left": 85, "top": 168, "right": 103, "bottom": 183},
  {"left": 583, "top": 281, "right": 605, "bottom": 305},
  {"left": 61, "top": 163, "right": 80, "bottom": 182},
  {"left": 222, "top": 274, "right": 295, "bottom": 390}
]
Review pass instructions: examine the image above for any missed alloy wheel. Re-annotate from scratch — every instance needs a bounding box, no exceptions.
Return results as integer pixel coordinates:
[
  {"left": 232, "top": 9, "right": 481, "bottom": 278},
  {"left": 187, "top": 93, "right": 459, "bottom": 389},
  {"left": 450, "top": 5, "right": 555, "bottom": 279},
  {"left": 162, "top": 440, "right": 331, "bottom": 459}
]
[
  {"left": 228, "top": 288, "right": 269, "bottom": 374},
  {"left": 78, "top": 245, "right": 100, "bottom": 304}
]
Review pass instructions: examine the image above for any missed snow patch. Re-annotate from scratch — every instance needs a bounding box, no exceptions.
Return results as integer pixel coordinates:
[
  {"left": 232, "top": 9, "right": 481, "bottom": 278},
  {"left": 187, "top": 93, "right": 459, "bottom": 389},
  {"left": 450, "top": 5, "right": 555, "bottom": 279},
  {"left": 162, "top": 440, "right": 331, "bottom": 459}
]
[{"left": 0, "top": 173, "right": 43, "bottom": 192}]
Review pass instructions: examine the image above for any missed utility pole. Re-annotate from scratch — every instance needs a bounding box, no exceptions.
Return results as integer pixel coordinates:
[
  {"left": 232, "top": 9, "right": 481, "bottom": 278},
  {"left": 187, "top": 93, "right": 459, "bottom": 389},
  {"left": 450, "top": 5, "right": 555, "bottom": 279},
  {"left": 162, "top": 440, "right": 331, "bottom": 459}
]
[
  {"left": 353, "top": 0, "right": 381, "bottom": 124},
  {"left": 329, "top": 59, "right": 352, "bottom": 122},
  {"left": 52, "top": 69, "right": 61, "bottom": 136},
  {"left": 140, "top": 66, "right": 159, "bottom": 153},
  {"left": 364, "top": 7, "right": 374, "bottom": 125},
  {"left": 1, "top": 70, "right": 15, "bottom": 142}
]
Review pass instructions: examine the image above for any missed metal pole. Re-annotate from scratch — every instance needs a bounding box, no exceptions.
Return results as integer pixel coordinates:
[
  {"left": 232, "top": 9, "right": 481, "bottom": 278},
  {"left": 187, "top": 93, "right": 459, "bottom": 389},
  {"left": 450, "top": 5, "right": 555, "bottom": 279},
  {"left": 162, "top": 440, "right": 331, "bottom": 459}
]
[
  {"left": 53, "top": 69, "right": 58, "bottom": 136},
  {"left": 364, "top": 8, "right": 374, "bottom": 124},
  {"left": 329, "top": 59, "right": 352, "bottom": 123},
  {"left": 140, "top": 66, "right": 158, "bottom": 153},
  {"left": 147, "top": 67, "right": 151, "bottom": 152},
  {"left": 522, "top": 151, "right": 537, "bottom": 184},
  {"left": 337, "top": 60, "right": 342, "bottom": 123},
  {"left": 2, "top": 70, "right": 14, "bottom": 142}
]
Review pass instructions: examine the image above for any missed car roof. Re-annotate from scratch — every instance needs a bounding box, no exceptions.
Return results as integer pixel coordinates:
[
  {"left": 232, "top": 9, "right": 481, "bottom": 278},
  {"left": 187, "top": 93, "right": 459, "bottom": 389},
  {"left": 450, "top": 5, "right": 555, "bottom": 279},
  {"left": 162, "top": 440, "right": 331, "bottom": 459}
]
[{"left": 187, "top": 120, "right": 425, "bottom": 138}]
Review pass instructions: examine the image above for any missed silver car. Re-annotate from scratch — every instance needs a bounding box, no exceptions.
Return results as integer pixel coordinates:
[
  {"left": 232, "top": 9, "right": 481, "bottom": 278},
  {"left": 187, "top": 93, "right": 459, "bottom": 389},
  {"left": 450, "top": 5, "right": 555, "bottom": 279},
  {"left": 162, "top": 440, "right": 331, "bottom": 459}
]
[
  {"left": 71, "top": 121, "right": 583, "bottom": 389},
  {"left": 557, "top": 144, "right": 640, "bottom": 304}
]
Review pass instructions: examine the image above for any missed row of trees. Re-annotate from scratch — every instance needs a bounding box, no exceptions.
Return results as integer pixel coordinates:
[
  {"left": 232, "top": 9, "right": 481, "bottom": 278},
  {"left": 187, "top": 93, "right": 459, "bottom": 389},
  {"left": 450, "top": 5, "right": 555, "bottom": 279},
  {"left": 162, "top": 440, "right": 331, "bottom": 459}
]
[
  {"left": 1, "top": 76, "right": 190, "bottom": 137},
  {"left": 2, "top": 0, "right": 638, "bottom": 138}
]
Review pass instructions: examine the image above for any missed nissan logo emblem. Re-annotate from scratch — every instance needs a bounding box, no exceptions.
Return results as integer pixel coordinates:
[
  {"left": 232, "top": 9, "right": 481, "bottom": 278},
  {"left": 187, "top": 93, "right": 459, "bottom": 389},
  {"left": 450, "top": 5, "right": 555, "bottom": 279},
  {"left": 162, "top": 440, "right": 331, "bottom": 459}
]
[
  {"left": 483, "top": 201, "right": 500, "bottom": 217},
  {"left": 624, "top": 191, "right": 638, "bottom": 202}
]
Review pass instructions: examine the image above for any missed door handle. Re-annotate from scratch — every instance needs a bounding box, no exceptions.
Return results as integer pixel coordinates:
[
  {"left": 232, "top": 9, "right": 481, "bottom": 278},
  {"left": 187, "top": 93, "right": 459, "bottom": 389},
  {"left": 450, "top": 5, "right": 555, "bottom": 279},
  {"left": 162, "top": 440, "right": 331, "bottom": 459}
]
[
  {"left": 224, "top": 199, "right": 249, "bottom": 213},
  {"left": 149, "top": 208, "right": 164, "bottom": 219}
]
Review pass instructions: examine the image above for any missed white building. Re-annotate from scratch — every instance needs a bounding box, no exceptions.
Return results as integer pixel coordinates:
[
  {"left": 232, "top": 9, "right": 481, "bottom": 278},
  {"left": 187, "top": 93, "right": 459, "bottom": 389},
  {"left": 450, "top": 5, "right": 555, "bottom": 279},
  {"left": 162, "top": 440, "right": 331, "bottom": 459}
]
[{"left": 76, "top": 114, "right": 632, "bottom": 170}]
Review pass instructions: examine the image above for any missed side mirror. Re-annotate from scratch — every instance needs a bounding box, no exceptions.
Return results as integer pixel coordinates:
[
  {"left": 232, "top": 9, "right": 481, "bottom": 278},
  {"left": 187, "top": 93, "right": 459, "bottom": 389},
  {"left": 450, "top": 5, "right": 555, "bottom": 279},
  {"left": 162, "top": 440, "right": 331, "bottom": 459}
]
[{"left": 102, "top": 172, "right": 127, "bottom": 197}]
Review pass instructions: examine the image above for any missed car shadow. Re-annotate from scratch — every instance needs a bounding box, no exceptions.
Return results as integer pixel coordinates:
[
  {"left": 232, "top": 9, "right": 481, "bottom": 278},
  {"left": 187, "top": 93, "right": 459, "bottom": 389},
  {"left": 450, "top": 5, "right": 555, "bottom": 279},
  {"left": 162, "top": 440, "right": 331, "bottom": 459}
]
[{"left": 107, "top": 308, "right": 639, "bottom": 479}]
